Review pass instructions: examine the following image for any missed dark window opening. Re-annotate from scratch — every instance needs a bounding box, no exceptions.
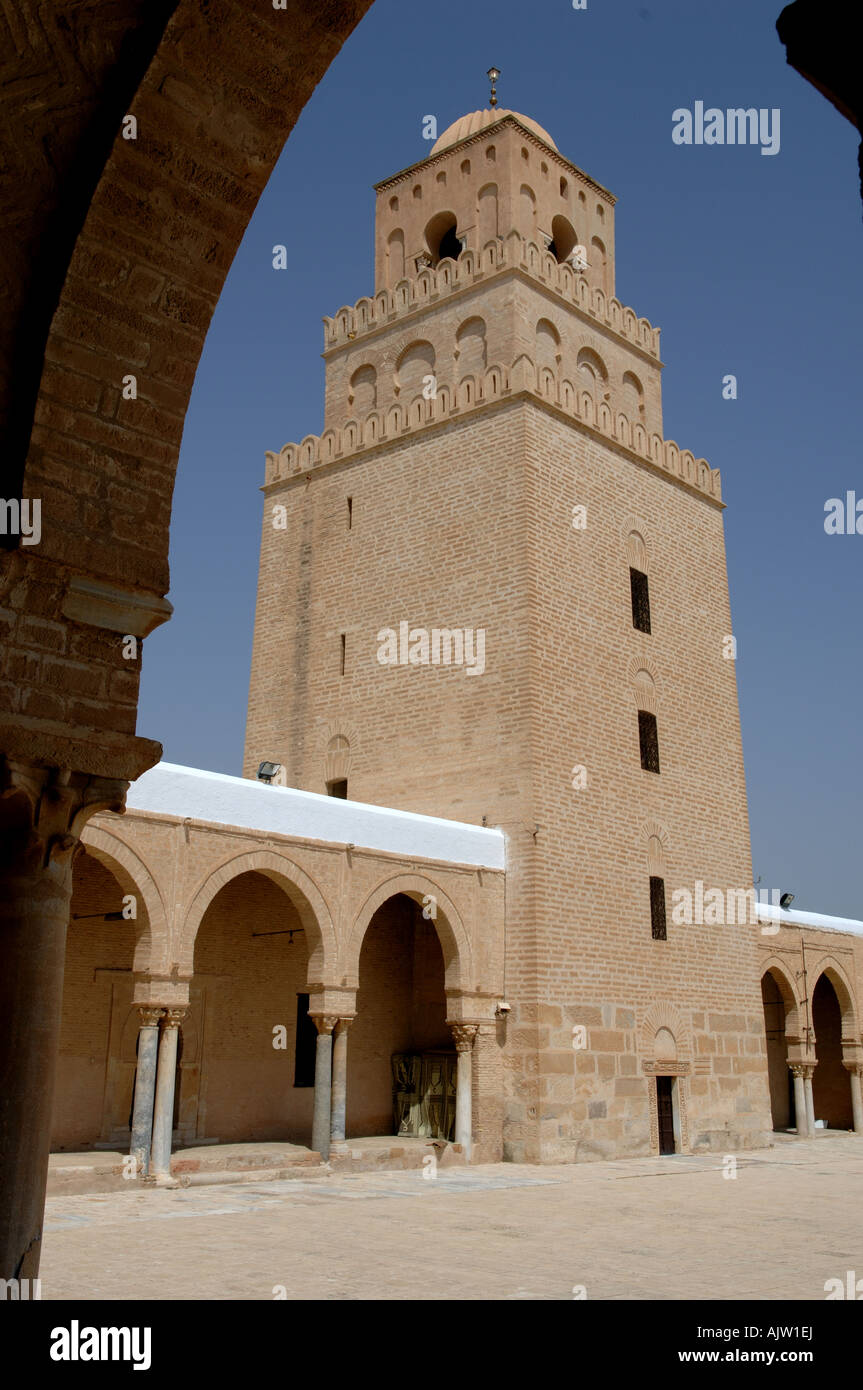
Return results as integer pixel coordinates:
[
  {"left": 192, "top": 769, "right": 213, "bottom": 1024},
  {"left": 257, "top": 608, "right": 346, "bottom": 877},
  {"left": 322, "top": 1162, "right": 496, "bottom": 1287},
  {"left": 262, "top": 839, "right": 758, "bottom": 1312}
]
[
  {"left": 638, "top": 710, "right": 660, "bottom": 773},
  {"left": 630, "top": 567, "right": 651, "bottom": 633},
  {"left": 294, "top": 994, "right": 317, "bottom": 1087},
  {"left": 326, "top": 779, "right": 348, "bottom": 799},
  {"left": 650, "top": 875, "right": 667, "bottom": 941},
  {"left": 347, "top": 496, "right": 353, "bottom": 530},
  {"left": 438, "top": 225, "right": 462, "bottom": 261},
  {"left": 340, "top": 633, "right": 345, "bottom": 676}
]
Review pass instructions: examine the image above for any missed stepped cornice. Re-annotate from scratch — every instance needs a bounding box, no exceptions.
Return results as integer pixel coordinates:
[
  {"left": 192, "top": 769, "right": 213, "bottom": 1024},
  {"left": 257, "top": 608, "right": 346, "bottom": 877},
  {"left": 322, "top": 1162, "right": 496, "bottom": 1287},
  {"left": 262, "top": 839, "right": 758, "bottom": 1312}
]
[{"left": 264, "top": 358, "right": 721, "bottom": 505}]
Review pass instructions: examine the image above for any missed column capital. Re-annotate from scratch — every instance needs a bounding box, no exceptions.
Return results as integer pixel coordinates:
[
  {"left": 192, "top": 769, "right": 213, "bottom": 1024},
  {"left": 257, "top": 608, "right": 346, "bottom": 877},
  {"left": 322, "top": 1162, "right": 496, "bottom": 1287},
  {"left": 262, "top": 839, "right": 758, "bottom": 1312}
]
[
  {"left": 1, "top": 756, "right": 128, "bottom": 875},
  {"left": 137, "top": 1006, "right": 165, "bottom": 1028},
  {"left": 335, "top": 1016, "right": 355, "bottom": 1033},
  {"left": 450, "top": 1023, "right": 479, "bottom": 1053},
  {"left": 311, "top": 1013, "right": 340, "bottom": 1035},
  {"left": 790, "top": 1062, "right": 815, "bottom": 1080},
  {"left": 162, "top": 1008, "right": 187, "bottom": 1029},
  {"left": 842, "top": 1059, "right": 863, "bottom": 1076}
]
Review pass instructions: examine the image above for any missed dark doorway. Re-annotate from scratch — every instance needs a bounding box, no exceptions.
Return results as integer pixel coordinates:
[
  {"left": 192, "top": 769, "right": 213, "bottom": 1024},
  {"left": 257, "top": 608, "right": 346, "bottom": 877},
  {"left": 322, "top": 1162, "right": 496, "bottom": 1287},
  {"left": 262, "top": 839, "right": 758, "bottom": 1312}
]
[
  {"left": 656, "top": 1075, "right": 676, "bottom": 1154},
  {"left": 812, "top": 975, "right": 853, "bottom": 1129},
  {"left": 761, "top": 971, "right": 795, "bottom": 1130}
]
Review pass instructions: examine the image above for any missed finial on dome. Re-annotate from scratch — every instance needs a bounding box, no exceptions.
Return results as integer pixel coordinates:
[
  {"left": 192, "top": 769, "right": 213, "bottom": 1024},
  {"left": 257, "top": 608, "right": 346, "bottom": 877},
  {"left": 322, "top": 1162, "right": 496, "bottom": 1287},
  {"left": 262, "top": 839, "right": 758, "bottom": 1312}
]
[{"left": 487, "top": 66, "right": 500, "bottom": 109}]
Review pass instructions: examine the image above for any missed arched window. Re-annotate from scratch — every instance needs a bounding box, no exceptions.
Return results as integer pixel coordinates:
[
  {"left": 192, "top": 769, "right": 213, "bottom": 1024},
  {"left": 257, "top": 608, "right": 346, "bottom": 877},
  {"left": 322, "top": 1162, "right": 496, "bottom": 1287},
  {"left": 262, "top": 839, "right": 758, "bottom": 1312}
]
[
  {"left": 623, "top": 371, "right": 644, "bottom": 417},
  {"left": 536, "top": 318, "right": 560, "bottom": 372},
  {"left": 577, "top": 346, "right": 607, "bottom": 390},
  {"left": 520, "top": 184, "right": 537, "bottom": 239},
  {"left": 548, "top": 214, "right": 577, "bottom": 263},
  {"left": 477, "top": 183, "right": 498, "bottom": 243},
  {"left": 395, "top": 340, "right": 436, "bottom": 397},
  {"left": 456, "top": 317, "right": 487, "bottom": 375},
  {"left": 349, "top": 365, "right": 377, "bottom": 414},
  {"left": 424, "top": 211, "right": 462, "bottom": 265},
  {"left": 386, "top": 229, "right": 405, "bottom": 285},
  {"left": 591, "top": 235, "right": 608, "bottom": 294}
]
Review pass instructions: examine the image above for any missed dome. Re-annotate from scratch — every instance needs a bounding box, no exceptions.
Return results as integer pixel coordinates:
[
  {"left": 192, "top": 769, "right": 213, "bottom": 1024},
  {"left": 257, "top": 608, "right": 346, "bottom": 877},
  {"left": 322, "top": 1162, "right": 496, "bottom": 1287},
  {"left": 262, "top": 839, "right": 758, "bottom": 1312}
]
[{"left": 430, "top": 108, "right": 557, "bottom": 155}]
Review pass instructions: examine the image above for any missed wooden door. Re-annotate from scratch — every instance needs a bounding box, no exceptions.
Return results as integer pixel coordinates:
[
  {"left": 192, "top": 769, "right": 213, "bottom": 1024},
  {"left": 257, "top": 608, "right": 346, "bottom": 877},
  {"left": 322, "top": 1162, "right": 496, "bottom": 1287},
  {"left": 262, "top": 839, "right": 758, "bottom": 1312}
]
[{"left": 657, "top": 1075, "right": 676, "bottom": 1154}]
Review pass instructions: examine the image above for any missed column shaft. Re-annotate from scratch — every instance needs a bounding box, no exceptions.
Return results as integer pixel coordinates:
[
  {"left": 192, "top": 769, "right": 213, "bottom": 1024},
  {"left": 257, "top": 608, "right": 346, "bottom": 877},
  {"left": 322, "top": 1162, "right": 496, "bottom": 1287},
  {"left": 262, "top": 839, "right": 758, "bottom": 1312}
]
[
  {"left": 150, "top": 1013, "right": 183, "bottom": 1180},
  {"left": 0, "top": 856, "right": 72, "bottom": 1279},
  {"left": 129, "top": 1010, "right": 164, "bottom": 1176},
  {"left": 792, "top": 1068, "right": 808, "bottom": 1137},
  {"left": 451, "top": 1024, "right": 478, "bottom": 1160},
  {"left": 804, "top": 1073, "right": 816, "bottom": 1135},
  {"left": 848, "top": 1069, "right": 863, "bottom": 1135},
  {"left": 330, "top": 1019, "right": 351, "bottom": 1146},
  {"left": 311, "top": 1015, "right": 337, "bottom": 1160}
]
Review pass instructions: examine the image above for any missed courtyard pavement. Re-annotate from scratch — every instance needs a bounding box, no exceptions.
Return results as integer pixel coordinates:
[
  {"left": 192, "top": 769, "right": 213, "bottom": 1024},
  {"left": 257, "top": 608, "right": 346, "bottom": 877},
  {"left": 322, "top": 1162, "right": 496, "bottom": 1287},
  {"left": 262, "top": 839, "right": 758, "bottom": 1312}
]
[{"left": 39, "top": 1134, "right": 863, "bottom": 1301}]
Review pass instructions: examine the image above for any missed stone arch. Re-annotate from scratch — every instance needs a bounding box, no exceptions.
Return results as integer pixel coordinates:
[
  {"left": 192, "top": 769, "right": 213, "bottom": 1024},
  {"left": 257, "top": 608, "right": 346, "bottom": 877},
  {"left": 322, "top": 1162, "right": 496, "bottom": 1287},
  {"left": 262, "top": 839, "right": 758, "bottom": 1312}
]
[
  {"left": 394, "top": 339, "right": 435, "bottom": 398},
  {"left": 79, "top": 822, "right": 166, "bottom": 974},
  {"left": 549, "top": 214, "right": 577, "bottom": 263},
  {"left": 641, "top": 819, "right": 669, "bottom": 877},
  {"left": 345, "top": 873, "right": 473, "bottom": 993},
  {"left": 424, "top": 209, "right": 460, "bottom": 265},
  {"left": 639, "top": 1000, "right": 692, "bottom": 1060},
  {"left": 760, "top": 960, "right": 804, "bottom": 1043},
  {"left": 628, "top": 656, "right": 659, "bottom": 713},
  {"left": 624, "top": 522, "right": 649, "bottom": 572},
  {"left": 477, "top": 183, "right": 498, "bottom": 243},
  {"left": 386, "top": 228, "right": 405, "bottom": 285},
  {"left": 519, "top": 184, "right": 537, "bottom": 239},
  {"left": 808, "top": 960, "right": 857, "bottom": 1129},
  {"left": 577, "top": 345, "right": 607, "bottom": 387},
  {"left": 455, "top": 316, "right": 487, "bottom": 376},
  {"left": 808, "top": 958, "right": 859, "bottom": 1038},
  {"left": 348, "top": 364, "right": 377, "bottom": 414},
  {"left": 591, "top": 234, "right": 608, "bottom": 294},
  {"left": 323, "top": 725, "right": 355, "bottom": 793},
  {"left": 179, "top": 849, "right": 336, "bottom": 984},
  {"left": 622, "top": 370, "right": 644, "bottom": 417},
  {"left": 536, "top": 317, "right": 561, "bottom": 372}
]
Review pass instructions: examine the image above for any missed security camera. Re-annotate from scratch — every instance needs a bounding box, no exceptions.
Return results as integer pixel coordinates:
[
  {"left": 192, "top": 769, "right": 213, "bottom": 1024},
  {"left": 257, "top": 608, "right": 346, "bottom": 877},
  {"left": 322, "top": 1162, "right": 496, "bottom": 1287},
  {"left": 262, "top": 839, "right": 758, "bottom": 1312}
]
[{"left": 496, "top": 1001, "right": 512, "bottom": 1016}]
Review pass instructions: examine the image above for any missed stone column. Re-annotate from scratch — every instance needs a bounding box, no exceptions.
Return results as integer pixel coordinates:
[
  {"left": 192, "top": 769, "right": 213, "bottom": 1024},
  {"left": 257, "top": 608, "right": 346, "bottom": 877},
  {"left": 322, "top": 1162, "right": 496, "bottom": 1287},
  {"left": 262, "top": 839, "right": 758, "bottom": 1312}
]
[
  {"left": 804, "top": 1066, "right": 816, "bottom": 1135},
  {"left": 844, "top": 1062, "right": 863, "bottom": 1135},
  {"left": 451, "top": 1024, "right": 478, "bottom": 1160},
  {"left": 790, "top": 1064, "right": 809, "bottom": 1137},
  {"left": 0, "top": 759, "right": 127, "bottom": 1281},
  {"left": 129, "top": 1007, "right": 164, "bottom": 1177},
  {"left": 149, "top": 1009, "right": 186, "bottom": 1183},
  {"left": 311, "top": 1014, "right": 338, "bottom": 1161},
  {"left": 330, "top": 1017, "right": 352, "bottom": 1149}
]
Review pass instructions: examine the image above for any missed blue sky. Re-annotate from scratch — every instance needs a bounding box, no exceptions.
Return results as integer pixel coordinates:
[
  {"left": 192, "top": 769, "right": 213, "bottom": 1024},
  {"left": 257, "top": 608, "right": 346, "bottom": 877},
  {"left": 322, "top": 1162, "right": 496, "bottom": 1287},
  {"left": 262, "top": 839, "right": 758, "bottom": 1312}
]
[{"left": 137, "top": 0, "right": 862, "bottom": 916}]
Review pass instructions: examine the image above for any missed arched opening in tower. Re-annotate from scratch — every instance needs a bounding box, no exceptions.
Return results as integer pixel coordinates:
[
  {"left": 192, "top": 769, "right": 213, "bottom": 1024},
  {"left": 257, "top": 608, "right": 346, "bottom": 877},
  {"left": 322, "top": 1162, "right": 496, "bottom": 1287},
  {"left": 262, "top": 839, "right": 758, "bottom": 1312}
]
[
  {"left": 548, "top": 214, "right": 577, "bottom": 263},
  {"left": 424, "top": 210, "right": 462, "bottom": 265}
]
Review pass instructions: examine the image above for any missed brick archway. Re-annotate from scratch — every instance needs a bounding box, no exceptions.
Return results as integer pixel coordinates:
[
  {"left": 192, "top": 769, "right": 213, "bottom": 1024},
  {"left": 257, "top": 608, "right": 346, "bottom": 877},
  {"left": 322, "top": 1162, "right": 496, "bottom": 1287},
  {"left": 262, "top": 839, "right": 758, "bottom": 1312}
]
[
  {"left": 79, "top": 823, "right": 167, "bottom": 975},
  {"left": 345, "top": 872, "right": 474, "bottom": 995},
  {"left": 179, "top": 849, "right": 337, "bottom": 983},
  {"left": 0, "top": 0, "right": 374, "bottom": 1280},
  {"left": 3, "top": 0, "right": 374, "bottom": 789}
]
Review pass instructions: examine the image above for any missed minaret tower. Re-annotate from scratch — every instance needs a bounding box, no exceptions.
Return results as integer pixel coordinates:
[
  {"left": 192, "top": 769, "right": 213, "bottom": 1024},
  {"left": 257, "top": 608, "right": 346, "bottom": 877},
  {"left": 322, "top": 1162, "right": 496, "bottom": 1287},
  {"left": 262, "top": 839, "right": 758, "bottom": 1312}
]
[{"left": 246, "top": 80, "right": 773, "bottom": 1162}]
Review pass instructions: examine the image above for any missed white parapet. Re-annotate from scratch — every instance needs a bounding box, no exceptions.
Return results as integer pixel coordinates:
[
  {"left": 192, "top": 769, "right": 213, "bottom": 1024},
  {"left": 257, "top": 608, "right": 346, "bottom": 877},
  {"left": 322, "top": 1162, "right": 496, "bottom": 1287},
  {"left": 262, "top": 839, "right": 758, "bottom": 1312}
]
[{"left": 126, "top": 762, "right": 506, "bottom": 870}]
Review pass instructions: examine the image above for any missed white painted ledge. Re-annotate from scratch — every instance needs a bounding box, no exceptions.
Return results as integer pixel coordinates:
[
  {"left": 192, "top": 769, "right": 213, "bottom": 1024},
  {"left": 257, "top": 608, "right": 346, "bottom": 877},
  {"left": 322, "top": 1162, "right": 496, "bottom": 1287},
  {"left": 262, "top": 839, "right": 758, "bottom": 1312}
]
[
  {"left": 757, "top": 903, "right": 863, "bottom": 938},
  {"left": 125, "top": 763, "right": 506, "bottom": 870}
]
